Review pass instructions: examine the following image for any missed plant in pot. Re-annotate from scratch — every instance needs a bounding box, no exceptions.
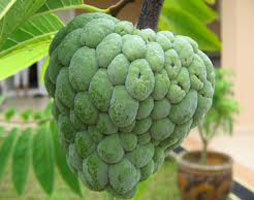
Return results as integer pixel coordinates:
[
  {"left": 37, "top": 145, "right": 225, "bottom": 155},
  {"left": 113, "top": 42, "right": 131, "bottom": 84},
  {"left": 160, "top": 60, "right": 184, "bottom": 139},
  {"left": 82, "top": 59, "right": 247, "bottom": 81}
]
[{"left": 178, "top": 68, "right": 240, "bottom": 200}]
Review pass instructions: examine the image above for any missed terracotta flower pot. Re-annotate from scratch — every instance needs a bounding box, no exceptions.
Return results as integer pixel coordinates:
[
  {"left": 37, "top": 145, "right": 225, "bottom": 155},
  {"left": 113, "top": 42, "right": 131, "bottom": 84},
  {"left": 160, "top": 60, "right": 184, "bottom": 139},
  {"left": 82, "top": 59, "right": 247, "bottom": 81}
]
[{"left": 178, "top": 151, "right": 233, "bottom": 200}]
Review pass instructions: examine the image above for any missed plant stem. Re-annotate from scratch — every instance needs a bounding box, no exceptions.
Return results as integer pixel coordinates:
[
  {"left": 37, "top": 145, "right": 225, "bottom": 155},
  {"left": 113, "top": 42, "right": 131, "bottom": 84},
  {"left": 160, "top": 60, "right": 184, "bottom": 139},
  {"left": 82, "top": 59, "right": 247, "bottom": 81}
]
[
  {"left": 33, "top": 4, "right": 109, "bottom": 18},
  {"left": 137, "top": 0, "right": 165, "bottom": 30},
  {"left": 198, "top": 125, "right": 208, "bottom": 165},
  {"left": 34, "top": 1, "right": 134, "bottom": 18},
  {"left": 108, "top": 0, "right": 135, "bottom": 16}
]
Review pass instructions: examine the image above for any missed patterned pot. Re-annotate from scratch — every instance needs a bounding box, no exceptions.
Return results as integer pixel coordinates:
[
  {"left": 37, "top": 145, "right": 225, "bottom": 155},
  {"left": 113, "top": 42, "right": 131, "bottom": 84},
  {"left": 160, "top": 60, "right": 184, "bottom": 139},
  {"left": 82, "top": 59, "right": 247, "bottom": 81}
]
[{"left": 178, "top": 151, "right": 233, "bottom": 200}]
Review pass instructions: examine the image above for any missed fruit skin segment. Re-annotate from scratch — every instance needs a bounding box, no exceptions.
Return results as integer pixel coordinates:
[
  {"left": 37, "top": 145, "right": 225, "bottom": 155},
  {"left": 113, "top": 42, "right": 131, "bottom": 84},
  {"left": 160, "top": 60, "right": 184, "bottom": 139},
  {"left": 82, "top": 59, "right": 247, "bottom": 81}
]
[{"left": 45, "top": 12, "right": 215, "bottom": 199}]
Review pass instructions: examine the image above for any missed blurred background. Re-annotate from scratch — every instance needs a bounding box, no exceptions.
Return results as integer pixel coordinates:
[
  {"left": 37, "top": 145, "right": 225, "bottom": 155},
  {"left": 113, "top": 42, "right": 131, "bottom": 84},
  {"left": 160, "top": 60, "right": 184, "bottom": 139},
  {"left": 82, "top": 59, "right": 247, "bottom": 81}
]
[{"left": 0, "top": 0, "right": 253, "bottom": 199}]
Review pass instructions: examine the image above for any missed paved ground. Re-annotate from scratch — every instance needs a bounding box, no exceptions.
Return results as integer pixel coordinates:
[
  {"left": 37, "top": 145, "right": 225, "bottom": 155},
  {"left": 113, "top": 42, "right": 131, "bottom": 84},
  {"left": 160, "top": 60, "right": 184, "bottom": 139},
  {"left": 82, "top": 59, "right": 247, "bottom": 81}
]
[
  {"left": 1, "top": 96, "right": 49, "bottom": 111},
  {"left": 2, "top": 96, "right": 254, "bottom": 191}
]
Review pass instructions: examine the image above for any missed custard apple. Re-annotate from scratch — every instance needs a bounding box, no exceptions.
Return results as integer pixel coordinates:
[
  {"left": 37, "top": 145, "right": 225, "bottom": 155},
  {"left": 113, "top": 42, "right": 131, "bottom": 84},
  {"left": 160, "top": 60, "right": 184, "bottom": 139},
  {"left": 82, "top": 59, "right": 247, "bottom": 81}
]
[{"left": 45, "top": 12, "right": 215, "bottom": 198}]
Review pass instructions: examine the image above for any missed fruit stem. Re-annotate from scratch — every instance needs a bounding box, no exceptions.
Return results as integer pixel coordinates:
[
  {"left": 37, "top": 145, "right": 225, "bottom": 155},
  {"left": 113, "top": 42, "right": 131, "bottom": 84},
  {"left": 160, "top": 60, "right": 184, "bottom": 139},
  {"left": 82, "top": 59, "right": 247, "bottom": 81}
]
[
  {"left": 137, "top": 0, "right": 165, "bottom": 30},
  {"left": 107, "top": 0, "right": 135, "bottom": 17},
  {"left": 198, "top": 125, "right": 208, "bottom": 165}
]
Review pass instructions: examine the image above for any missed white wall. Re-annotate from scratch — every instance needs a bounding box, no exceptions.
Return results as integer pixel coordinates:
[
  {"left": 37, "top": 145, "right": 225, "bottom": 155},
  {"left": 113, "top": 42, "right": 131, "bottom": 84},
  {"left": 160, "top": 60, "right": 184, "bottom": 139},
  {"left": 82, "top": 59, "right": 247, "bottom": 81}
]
[{"left": 222, "top": 0, "right": 254, "bottom": 132}]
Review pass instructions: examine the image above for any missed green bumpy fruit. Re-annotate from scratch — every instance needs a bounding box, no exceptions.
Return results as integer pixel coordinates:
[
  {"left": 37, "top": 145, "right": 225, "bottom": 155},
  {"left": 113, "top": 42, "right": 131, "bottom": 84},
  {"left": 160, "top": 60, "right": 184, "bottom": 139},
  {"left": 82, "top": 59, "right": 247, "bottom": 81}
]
[{"left": 45, "top": 12, "right": 215, "bottom": 199}]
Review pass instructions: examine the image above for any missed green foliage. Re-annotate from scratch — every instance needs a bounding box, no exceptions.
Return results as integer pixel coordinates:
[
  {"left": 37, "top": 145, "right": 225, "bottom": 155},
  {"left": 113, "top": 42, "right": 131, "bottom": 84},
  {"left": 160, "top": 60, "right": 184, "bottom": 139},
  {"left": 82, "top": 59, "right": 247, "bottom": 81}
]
[
  {"left": 0, "top": 157, "right": 182, "bottom": 200},
  {"left": 0, "top": 13, "right": 64, "bottom": 80},
  {"left": 0, "top": 129, "right": 17, "bottom": 180},
  {"left": 0, "top": 96, "right": 5, "bottom": 107},
  {"left": 0, "top": 126, "right": 4, "bottom": 137},
  {"left": 45, "top": 13, "right": 215, "bottom": 199},
  {"left": 160, "top": 0, "right": 221, "bottom": 51},
  {"left": 165, "top": 0, "right": 217, "bottom": 24},
  {"left": 0, "top": 0, "right": 47, "bottom": 46},
  {"left": 36, "top": 0, "right": 107, "bottom": 16},
  {"left": 204, "top": 0, "right": 216, "bottom": 5},
  {"left": 50, "top": 121, "right": 82, "bottom": 196},
  {"left": 0, "top": 14, "right": 64, "bottom": 57},
  {"left": 0, "top": 39, "right": 51, "bottom": 81},
  {"left": 36, "top": 0, "right": 83, "bottom": 15},
  {"left": 0, "top": 0, "right": 109, "bottom": 81},
  {"left": 40, "top": 56, "right": 49, "bottom": 83},
  {"left": 0, "top": 102, "right": 81, "bottom": 196},
  {"left": 20, "top": 109, "right": 33, "bottom": 121},
  {"left": 202, "top": 69, "right": 240, "bottom": 141},
  {"left": 12, "top": 128, "right": 32, "bottom": 195},
  {"left": 32, "top": 126, "right": 54, "bottom": 194},
  {"left": 4, "top": 107, "right": 16, "bottom": 121},
  {"left": 0, "top": 0, "right": 16, "bottom": 20}
]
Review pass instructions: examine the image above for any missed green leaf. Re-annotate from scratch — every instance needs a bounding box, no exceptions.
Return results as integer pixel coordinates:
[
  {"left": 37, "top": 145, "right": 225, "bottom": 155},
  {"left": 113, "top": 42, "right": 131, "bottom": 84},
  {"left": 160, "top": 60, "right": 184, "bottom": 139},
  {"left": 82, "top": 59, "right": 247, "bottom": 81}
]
[
  {"left": 0, "top": 40, "right": 50, "bottom": 81},
  {"left": 32, "top": 125, "right": 54, "bottom": 194},
  {"left": 202, "top": 69, "right": 240, "bottom": 138},
  {"left": 0, "top": 13, "right": 64, "bottom": 81},
  {"left": 0, "top": 126, "right": 5, "bottom": 137},
  {"left": 204, "top": 0, "right": 216, "bottom": 5},
  {"left": 133, "top": 176, "right": 154, "bottom": 200},
  {"left": 1, "top": 13, "right": 64, "bottom": 57},
  {"left": 20, "top": 109, "right": 33, "bottom": 122},
  {"left": 40, "top": 56, "right": 49, "bottom": 83},
  {"left": 33, "top": 111, "right": 44, "bottom": 121},
  {"left": 12, "top": 128, "right": 32, "bottom": 195},
  {"left": 43, "top": 101, "right": 53, "bottom": 117},
  {"left": 160, "top": 7, "right": 221, "bottom": 51},
  {"left": 50, "top": 121, "right": 82, "bottom": 196},
  {"left": 33, "top": 114, "right": 43, "bottom": 121},
  {"left": 35, "top": 0, "right": 107, "bottom": 16},
  {"left": 0, "top": 96, "right": 5, "bottom": 107},
  {"left": 0, "top": 128, "right": 17, "bottom": 180},
  {"left": 0, "top": 0, "right": 16, "bottom": 20},
  {"left": 0, "top": 0, "right": 47, "bottom": 47},
  {"left": 164, "top": 0, "right": 217, "bottom": 24},
  {"left": 36, "top": 0, "right": 82, "bottom": 15},
  {"left": 4, "top": 107, "right": 16, "bottom": 121}
]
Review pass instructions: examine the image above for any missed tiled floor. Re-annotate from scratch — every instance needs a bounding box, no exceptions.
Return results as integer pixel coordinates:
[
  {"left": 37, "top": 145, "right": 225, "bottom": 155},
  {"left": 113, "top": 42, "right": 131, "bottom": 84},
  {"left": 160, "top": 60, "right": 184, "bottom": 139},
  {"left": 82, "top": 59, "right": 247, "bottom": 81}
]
[{"left": 1, "top": 96, "right": 50, "bottom": 111}]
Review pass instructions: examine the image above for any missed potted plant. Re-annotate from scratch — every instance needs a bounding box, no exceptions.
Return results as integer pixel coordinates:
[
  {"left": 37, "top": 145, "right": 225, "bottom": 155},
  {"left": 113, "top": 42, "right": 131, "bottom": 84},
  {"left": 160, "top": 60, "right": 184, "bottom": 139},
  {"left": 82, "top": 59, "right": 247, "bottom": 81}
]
[{"left": 177, "top": 68, "right": 240, "bottom": 200}]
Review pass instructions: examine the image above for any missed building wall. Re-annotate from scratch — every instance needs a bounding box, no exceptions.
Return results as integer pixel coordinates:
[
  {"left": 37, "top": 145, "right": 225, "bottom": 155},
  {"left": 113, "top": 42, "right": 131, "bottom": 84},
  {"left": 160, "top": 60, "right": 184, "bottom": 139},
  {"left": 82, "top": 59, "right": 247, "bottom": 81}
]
[{"left": 222, "top": 0, "right": 254, "bottom": 131}]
